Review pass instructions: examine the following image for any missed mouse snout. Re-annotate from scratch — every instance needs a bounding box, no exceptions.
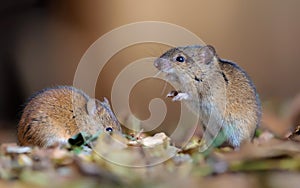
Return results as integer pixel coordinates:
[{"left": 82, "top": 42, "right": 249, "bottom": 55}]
[
  {"left": 154, "top": 58, "right": 171, "bottom": 72},
  {"left": 154, "top": 58, "right": 161, "bottom": 69}
]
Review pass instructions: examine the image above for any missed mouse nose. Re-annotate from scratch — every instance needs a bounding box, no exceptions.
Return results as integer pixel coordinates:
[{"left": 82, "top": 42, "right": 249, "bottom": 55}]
[{"left": 154, "top": 58, "right": 161, "bottom": 69}]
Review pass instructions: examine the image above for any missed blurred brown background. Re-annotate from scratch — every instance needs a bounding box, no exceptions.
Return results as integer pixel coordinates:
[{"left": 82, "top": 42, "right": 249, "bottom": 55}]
[{"left": 0, "top": 0, "right": 299, "bottom": 143}]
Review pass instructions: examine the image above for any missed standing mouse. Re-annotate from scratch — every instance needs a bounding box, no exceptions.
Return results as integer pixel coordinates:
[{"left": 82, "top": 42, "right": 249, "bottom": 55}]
[
  {"left": 154, "top": 45, "right": 261, "bottom": 148},
  {"left": 18, "top": 86, "right": 121, "bottom": 147}
]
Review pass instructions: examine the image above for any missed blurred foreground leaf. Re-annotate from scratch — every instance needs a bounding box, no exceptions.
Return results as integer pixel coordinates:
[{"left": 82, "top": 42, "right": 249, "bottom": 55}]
[{"left": 3, "top": 129, "right": 300, "bottom": 187}]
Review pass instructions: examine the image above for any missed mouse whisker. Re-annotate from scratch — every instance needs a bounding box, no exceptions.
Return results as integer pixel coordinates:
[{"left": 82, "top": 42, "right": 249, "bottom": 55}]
[
  {"left": 161, "top": 80, "right": 168, "bottom": 96},
  {"left": 153, "top": 71, "right": 161, "bottom": 78}
]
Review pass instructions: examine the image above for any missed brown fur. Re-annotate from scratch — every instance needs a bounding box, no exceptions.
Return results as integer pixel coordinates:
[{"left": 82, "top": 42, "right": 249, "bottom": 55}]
[{"left": 18, "top": 86, "right": 121, "bottom": 147}]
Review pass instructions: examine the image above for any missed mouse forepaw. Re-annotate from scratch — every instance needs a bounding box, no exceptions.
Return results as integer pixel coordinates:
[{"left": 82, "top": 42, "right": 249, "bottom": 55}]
[
  {"left": 166, "top": 90, "right": 179, "bottom": 98},
  {"left": 172, "top": 92, "right": 190, "bottom": 101}
]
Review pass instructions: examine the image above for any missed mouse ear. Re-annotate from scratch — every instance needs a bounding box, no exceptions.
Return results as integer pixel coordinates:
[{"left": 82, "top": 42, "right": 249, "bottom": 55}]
[
  {"left": 86, "top": 98, "right": 97, "bottom": 116},
  {"left": 199, "top": 45, "right": 216, "bottom": 64}
]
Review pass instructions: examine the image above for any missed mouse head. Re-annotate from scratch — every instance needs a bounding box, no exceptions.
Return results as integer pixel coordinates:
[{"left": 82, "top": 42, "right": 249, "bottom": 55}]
[
  {"left": 87, "top": 98, "right": 122, "bottom": 134},
  {"left": 154, "top": 45, "right": 219, "bottom": 85}
]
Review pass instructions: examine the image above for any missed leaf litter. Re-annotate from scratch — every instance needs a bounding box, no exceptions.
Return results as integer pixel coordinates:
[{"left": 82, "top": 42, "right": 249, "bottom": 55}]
[{"left": 2, "top": 123, "right": 300, "bottom": 187}]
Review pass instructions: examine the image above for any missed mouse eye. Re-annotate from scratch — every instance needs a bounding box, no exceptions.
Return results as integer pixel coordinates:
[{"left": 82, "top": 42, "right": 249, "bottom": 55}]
[
  {"left": 105, "top": 127, "right": 113, "bottom": 133},
  {"left": 175, "top": 55, "right": 185, "bottom": 63}
]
